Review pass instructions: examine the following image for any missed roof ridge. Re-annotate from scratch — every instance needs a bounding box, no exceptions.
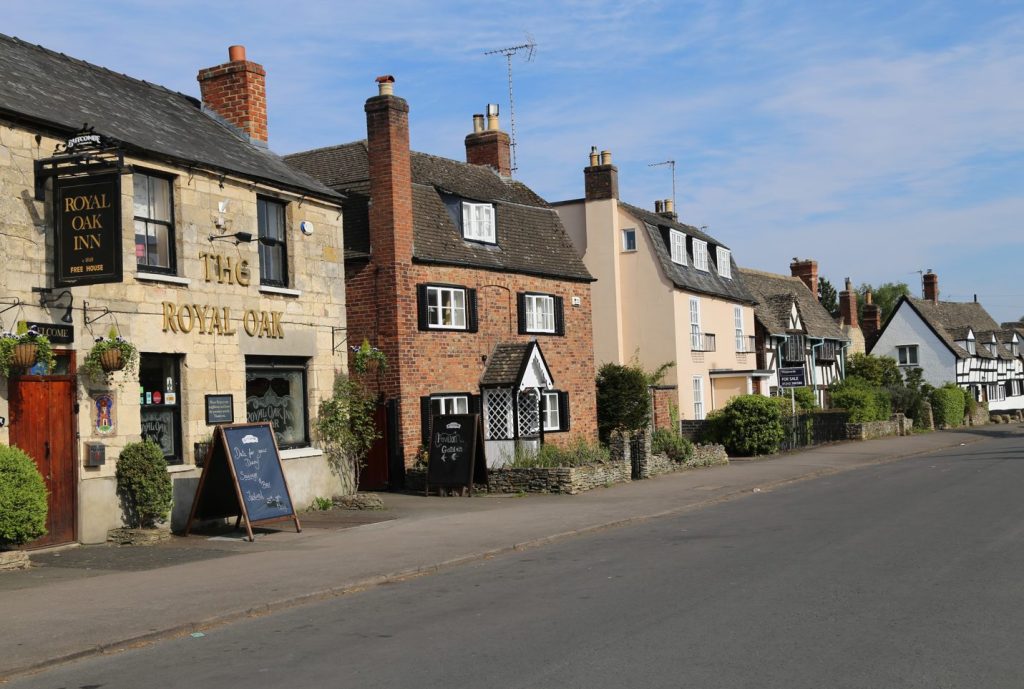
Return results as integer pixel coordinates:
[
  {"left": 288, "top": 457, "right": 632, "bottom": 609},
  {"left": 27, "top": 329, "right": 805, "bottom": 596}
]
[
  {"left": 737, "top": 267, "right": 805, "bottom": 283},
  {"left": 285, "top": 139, "right": 366, "bottom": 159},
  {"left": 1, "top": 33, "right": 200, "bottom": 108}
]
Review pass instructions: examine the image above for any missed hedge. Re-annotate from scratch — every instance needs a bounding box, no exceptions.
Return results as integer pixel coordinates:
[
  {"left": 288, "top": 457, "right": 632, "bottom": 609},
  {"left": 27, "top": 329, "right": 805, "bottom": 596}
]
[
  {"left": 931, "top": 384, "right": 966, "bottom": 427},
  {"left": 0, "top": 445, "right": 48, "bottom": 546},
  {"left": 830, "top": 376, "right": 892, "bottom": 423},
  {"left": 699, "top": 395, "right": 784, "bottom": 456}
]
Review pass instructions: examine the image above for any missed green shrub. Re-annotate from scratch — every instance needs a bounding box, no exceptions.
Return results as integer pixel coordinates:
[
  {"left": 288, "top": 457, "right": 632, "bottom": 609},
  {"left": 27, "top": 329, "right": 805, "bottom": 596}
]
[
  {"left": 506, "top": 438, "right": 610, "bottom": 468},
  {"left": 962, "top": 387, "right": 978, "bottom": 417},
  {"left": 696, "top": 409, "right": 726, "bottom": 445},
  {"left": 931, "top": 384, "right": 966, "bottom": 427},
  {"left": 714, "top": 395, "right": 785, "bottom": 457},
  {"left": 830, "top": 376, "right": 892, "bottom": 423},
  {"left": 596, "top": 363, "right": 650, "bottom": 443},
  {"left": 846, "top": 353, "right": 903, "bottom": 387},
  {"left": 651, "top": 428, "right": 694, "bottom": 462},
  {"left": 115, "top": 441, "right": 172, "bottom": 528},
  {"left": 0, "top": 445, "right": 48, "bottom": 546}
]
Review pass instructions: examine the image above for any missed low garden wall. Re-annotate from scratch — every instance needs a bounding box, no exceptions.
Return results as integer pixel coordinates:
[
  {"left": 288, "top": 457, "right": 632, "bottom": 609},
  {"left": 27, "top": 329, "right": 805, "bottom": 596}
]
[
  {"left": 404, "top": 459, "right": 632, "bottom": 496},
  {"left": 990, "top": 410, "right": 1023, "bottom": 424},
  {"left": 845, "top": 413, "right": 913, "bottom": 440},
  {"left": 643, "top": 445, "right": 728, "bottom": 478}
]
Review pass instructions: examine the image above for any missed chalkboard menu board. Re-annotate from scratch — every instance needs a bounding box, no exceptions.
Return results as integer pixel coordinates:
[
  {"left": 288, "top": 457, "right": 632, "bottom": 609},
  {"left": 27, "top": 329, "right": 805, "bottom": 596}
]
[
  {"left": 185, "top": 422, "right": 300, "bottom": 541},
  {"left": 426, "top": 414, "right": 487, "bottom": 494},
  {"left": 205, "top": 394, "right": 235, "bottom": 425}
]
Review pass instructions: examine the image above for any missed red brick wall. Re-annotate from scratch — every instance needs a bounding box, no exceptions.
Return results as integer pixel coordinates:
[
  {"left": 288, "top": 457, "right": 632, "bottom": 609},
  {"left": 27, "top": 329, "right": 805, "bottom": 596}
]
[
  {"left": 345, "top": 261, "right": 598, "bottom": 466},
  {"left": 651, "top": 388, "right": 676, "bottom": 431},
  {"left": 197, "top": 57, "right": 268, "bottom": 143},
  {"left": 465, "top": 130, "right": 511, "bottom": 176}
]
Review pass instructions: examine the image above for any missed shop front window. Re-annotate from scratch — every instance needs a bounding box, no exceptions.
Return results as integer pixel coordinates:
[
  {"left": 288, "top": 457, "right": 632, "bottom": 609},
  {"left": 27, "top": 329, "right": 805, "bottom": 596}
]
[
  {"left": 245, "top": 357, "right": 309, "bottom": 448},
  {"left": 139, "top": 354, "right": 182, "bottom": 464}
]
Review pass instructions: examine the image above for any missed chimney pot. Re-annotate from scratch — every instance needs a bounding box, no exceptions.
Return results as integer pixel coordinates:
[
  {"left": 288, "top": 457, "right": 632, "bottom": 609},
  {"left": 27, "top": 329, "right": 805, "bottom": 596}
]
[
  {"left": 465, "top": 105, "right": 510, "bottom": 175},
  {"left": 584, "top": 148, "right": 619, "bottom": 201},
  {"left": 589, "top": 146, "right": 599, "bottom": 167},
  {"left": 228, "top": 45, "right": 246, "bottom": 62},
  {"left": 486, "top": 104, "right": 500, "bottom": 131},
  {"left": 375, "top": 75, "right": 396, "bottom": 96},
  {"left": 472, "top": 114, "right": 484, "bottom": 133},
  {"left": 664, "top": 199, "right": 674, "bottom": 214},
  {"left": 654, "top": 200, "right": 664, "bottom": 213},
  {"left": 600, "top": 150, "right": 612, "bottom": 165}
]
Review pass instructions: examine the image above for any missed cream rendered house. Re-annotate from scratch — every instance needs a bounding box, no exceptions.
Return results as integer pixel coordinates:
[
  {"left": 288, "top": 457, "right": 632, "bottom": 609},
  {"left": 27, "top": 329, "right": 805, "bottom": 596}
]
[{"left": 554, "top": 149, "right": 763, "bottom": 423}]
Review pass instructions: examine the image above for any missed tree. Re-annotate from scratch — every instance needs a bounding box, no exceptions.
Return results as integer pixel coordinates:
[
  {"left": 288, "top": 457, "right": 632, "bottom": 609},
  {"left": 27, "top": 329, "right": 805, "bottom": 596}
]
[
  {"left": 596, "top": 363, "right": 651, "bottom": 443},
  {"left": 846, "top": 352, "right": 903, "bottom": 388},
  {"left": 818, "top": 277, "right": 839, "bottom": 318},
  {"left": 316, "top": 374, "right": 379, "bottom": 494},
  {"left": 856, "top": 282, "right": 910, "bottom": 322}
]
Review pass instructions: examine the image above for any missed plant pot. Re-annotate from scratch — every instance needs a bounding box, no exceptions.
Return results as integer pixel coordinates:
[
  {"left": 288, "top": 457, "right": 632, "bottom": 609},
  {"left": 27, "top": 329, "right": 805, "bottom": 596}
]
[
  {"left": 99, "top": 349, "right": 124, "bottom": 372},
  {"left": 11, "top": 342, "right": 38, "bottom": 370}
]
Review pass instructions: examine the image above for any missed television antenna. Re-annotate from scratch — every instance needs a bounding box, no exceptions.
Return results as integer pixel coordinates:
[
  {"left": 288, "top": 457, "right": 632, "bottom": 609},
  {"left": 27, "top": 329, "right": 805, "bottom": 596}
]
[
  {"left": 485, "top": 35, "right": 536, "bottom": 174},
  {"left": 648, "top": 159, "right": 676, "bottom": 209}
]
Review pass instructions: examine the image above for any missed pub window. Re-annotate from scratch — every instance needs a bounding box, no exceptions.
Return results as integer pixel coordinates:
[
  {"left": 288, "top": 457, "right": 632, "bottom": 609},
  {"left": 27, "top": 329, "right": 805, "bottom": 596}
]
[
  {"left": 245, "top": 357, "right": 309, "bottom": 449},
  {"left": 139, "top": 354, "right": 183, "bottom": 464},
  {"left": 133, "top": 172, "right": 175, "bottom": 274},
  {"left": 257, "top": 196, "right": 288, "bottom": 287}
]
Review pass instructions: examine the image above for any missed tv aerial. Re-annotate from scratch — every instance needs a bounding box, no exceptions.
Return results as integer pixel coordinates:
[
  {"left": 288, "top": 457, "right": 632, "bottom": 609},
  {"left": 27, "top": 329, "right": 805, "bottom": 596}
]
[
  {"left": 648, "top": 159, "right": 677, "bottom": 210},
  {"left": 485, "top": 34, "right": 537, "bottom": 174}
]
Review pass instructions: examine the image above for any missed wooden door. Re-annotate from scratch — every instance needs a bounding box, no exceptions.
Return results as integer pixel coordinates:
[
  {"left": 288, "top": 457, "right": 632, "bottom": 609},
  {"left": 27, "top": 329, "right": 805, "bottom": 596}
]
[
  {"left": 358, "top": 404, "right": 389, "bottom": 491},
  {"left": 9, "top": 376, "right": 77, "bottom": 547}
]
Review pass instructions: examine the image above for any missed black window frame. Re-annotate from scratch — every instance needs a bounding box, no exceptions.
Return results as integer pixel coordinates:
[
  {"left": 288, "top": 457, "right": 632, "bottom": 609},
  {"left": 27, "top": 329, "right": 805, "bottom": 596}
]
[
  {"left": 517, "top": 292, "right": 565, "bottom": 336},
  {"left": 244, "top": 356, "right": 310, "bottom": 449},
  {"left": 139, "top": 353, "right": 183, "bottom": 465},
  {"left": 133, "top": 170, "right": 176, "bottom": 275},
  {"left": 420, "top": 392, "right": 480, "bottom": 444},
  {"left": 257, "top": 196, "right": 288, "bottom": 287},
  {"left": 542, "top": 390, "right": 570, "bottom": 432},
  {"left": 417, "top": 283, "right": 478, "bottom": 332}
]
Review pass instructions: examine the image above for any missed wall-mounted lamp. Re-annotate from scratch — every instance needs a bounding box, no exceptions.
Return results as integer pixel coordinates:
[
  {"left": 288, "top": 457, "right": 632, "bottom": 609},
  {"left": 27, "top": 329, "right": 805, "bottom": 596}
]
[
  {"left": 33, "top": 288, "right": 74, "bottom": 324},
  {"left": 208, "top": 231, "right": 275, "bottom": 246}
]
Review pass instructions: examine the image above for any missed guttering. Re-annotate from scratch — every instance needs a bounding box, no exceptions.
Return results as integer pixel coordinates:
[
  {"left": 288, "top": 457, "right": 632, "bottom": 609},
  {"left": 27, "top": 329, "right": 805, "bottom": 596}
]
[{"left": 809, "top": 336, "right": 825, "bottom": 406}]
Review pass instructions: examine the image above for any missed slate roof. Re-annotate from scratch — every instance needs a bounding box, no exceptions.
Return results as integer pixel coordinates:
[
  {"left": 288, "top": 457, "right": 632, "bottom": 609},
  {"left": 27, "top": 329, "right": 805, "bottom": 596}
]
[
  {"left": 617, "top": 203, "right": 755, "bottom": 304},
  {"left": 0, "top": 33, "right": 340, "bottom": 202},
  {"left": 738, "top": 268, "right": 848, "bottom": 341},
  {"left": 480, "top": 343, "right": 533, "bottom": 387},
  {"left": 898, "top": 297, "right": 1006, "bottom": 359},
  {"left": 284, "top": 141, "right": 593, "bottom": 282}
]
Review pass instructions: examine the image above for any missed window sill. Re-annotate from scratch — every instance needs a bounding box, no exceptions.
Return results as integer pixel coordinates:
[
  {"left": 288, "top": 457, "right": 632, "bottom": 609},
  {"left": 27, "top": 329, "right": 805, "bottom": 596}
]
[
  {"left": 136, "top": 272, "right": 191, "bottom": 286},
  {"left": 280, "top": 447, "right": 323, "bottom": 461},
  {"left": 259, "top": 285, "right": 302, "bottom": 298},
  {"left": 167, "top": 464, "right": 195, "bottom": 474}
]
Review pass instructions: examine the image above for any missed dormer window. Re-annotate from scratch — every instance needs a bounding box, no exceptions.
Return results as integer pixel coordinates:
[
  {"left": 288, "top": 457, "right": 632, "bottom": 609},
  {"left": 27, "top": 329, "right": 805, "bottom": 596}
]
[
  {"left": 693, "top": 239, "right": 708, "bottom": 271},
  {"left": 966, "top": 336, "right": 976, "bottom": 355},
  {"left": 670, "top": 230, "right": 687, "bottom": 265},
  {"left": 717, "top": 247, "right": 732, "bottom": 278},
  {"left": 462, "top": 202, "right": 495, "bottom": 243}
]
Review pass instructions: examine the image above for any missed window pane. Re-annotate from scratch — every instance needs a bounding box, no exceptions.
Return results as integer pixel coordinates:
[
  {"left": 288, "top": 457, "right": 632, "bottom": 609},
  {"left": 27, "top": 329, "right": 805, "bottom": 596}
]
[
  {"left": 139, "top": 354, "right": 181, "bottom": 464},
  {"left": 246, "top": 365, "right": 307, "bottom": 448},
  {"left": 150, "top": 177, "right": 171, "bottom": 221},
  {"left": 150, "top": 222, "right": 171, "bottom": 268},
  {"left": 133, "top": 173, "right": 149, "bottom": 218}
]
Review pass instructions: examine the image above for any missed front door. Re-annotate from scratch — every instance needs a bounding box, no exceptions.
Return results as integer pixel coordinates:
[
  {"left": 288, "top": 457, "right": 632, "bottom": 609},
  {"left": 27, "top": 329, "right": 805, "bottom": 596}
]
[
  {"left": 9, "top": 370, "right": 77, "bottom": 547},
  {"left": 358, "top": 403, "right": 389, "bottom": 491}
]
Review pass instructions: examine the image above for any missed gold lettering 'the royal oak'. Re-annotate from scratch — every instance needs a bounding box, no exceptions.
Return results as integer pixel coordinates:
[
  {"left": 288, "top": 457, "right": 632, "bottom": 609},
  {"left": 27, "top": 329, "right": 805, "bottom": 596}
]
[
  {"left": 161, "top": 302, "right": 283, "bottom": 338},
  {"left": 64, "top": 194, "right": 111, "bottom": 212}
]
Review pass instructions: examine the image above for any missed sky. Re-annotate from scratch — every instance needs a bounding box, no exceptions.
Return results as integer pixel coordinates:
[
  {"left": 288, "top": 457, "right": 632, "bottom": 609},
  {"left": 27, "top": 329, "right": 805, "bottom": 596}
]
[{"left": 5, "top": 1, "right": 1023, "bottom": 322}]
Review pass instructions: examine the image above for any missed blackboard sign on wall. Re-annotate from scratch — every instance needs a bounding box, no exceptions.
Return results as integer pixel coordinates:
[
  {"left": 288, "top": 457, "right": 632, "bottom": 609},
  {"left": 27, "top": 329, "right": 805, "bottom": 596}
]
[
  {"left": 426, "top": 414, "right": 487, "bottom": 495},
  {"left": 205, "top": 394, "right": 235, "bottom": 425},
  {"left": 185, "top": 422, "right": 300, "bottom": 541}
]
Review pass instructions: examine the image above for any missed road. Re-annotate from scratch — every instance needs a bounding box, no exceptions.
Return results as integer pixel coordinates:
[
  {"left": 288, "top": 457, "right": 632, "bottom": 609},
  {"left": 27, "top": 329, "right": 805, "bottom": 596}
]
[{"left": 12, "top": 430, "right": 1024, "bottom": 688}]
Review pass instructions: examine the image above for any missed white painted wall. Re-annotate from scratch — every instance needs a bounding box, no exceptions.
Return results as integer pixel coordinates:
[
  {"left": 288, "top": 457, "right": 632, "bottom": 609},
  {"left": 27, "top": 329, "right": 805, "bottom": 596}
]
[{"left": 871, "top": 301, "right": 958, "bottom": 387}]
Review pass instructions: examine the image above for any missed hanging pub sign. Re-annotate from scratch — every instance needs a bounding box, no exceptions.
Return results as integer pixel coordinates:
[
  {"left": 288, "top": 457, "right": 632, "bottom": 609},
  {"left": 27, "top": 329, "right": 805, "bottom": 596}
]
[{"left": 53, "top": 173, "right": 123, "bottom": 287}]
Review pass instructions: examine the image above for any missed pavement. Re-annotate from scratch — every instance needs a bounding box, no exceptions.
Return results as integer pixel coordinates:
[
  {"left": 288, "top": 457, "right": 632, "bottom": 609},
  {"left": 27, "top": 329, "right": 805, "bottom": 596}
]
[{"left": 0, "top": 425, "right": 1015, "bottom": 682}]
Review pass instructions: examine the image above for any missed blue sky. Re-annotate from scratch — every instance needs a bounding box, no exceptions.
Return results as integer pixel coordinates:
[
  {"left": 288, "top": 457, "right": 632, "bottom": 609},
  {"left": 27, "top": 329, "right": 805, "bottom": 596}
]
[{"left": 6, "top": 1, "right": 1023, "bottom": 322}]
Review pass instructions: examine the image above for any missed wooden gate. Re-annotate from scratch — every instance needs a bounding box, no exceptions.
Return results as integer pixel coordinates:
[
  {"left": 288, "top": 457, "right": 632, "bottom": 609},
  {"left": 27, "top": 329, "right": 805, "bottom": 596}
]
[{"left": 9, "top": 371, "right": 77, "bottom": 547}]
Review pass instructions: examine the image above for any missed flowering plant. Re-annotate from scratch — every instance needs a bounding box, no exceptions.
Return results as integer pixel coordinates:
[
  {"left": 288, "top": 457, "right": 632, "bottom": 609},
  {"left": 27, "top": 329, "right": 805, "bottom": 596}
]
[
  {"left": 81, "top": 326, "right": 138, "bottom": 383},
  {"left": 0, "top": 321, "right": 55, "bottom": 377},
  {"left": 351, "top": 339, "right": 388, "bottom": 375}
]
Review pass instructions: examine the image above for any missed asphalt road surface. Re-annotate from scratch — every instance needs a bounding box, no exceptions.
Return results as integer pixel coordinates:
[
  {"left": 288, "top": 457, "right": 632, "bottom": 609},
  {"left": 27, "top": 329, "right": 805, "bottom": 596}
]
[{"left": 14, "top": 430, "right": 1024, "bottom": 688}]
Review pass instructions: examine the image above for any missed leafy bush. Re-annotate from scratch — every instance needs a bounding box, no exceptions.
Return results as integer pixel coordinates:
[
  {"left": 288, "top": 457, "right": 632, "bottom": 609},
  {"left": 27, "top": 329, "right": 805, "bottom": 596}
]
[
  {"left": 707, "top": 395, "right": 785, "bottom": 457},
  {"left": 846, "top": 353, "right": 903, "bottom": 388},
  {"left": 115, "top": 441, "right": 172, "bottom": 528},
  {"left": 830, "top": 376, "right": 891, "bottom": 423},
  {"left": 930, "top": 384, "right": 966, "bottom": 427},
  {"left": 792, "top": 386, "right": 818, "bottom": 411},
  {"left": 316, "top": 375, "right": 379, "bottom": 492},
  {"left": 505, "top": 438, "right": 610, "bottom": 468},
  {"left": 651, "top": 428, "right": 694, "bottom": 462},
  {"left": 596, "top": 363, "right": 650, "bottom": 443},
  {"left": 0, "top": 445, "right": 48, "bottom": 546},
  {"left": 696, "top": 409, "right": 726, "bottom": 445}
]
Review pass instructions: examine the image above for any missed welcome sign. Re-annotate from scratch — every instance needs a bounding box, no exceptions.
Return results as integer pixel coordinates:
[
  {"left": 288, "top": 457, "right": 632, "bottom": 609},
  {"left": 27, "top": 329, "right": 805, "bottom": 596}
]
[{"left": 54, "top": 174, "right": 123, "bottom": 286}]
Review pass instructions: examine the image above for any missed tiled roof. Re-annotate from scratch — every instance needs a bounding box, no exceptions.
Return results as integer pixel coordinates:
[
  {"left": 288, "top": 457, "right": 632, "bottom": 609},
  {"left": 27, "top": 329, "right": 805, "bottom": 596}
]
[
  {"left": 285, "top": 142, "right": 593, "bottom": 282},
  {"left": 0, "top": 34, "right": 340, "bottom": 201},
  {"left": 902, "top": 297, "right": 1003, "bottom": 360},
  {"left": 738, "top": 268, "right": 848, "bottom": 341},
  {"left": 618, "top": 202, "right": 754, "bottom": 304},
  {"left": 480, "top": 343, "right": 532, "bottom": 386}
]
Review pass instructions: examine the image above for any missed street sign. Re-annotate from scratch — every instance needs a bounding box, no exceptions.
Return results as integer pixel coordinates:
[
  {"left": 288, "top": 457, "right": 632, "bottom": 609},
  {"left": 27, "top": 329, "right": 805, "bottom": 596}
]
[{"left": 779, "top": 366, "right": 806, "bottom": 388}]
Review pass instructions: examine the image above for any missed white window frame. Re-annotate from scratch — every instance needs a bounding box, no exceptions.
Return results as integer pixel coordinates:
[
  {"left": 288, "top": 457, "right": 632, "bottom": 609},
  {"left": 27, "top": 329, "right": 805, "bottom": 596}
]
[
  {"left": 621, "top": 228, "right": 637, "bottom": 252},
  {"left": 717, "top": 247, "right": 732, "bottom": 278},
  {"left": 692, "top": 376, "right": 705, "bottom": 420},
  {"left": 690, "top": 297, "right": 701, "bottom": 350},
  {"left": 426, "top": 286, "right": 467, "bottom": 330},
  {"left": 897, "top": 345, "right": 919, "bottom": 366},
  {"left": 988, "top": 383, "right": 1006, "bottom": 402},
  {"left": 670, "top": 229, "right": 687, "bottom": 265},
  {"left": 543, "top": 391, "right": 560, "bottom": 431},
  {"left": 462, "top": 202, "right": 496, "bottom": 243},
  {"left": 431, "top": 395, "right": 469, "bottom": 416},
  {"left": 966, "top": 337, "right": 976, "bottom": 355},
  {"left": 734, "top": 305, "right": 745, "bottom": 352},
  {"left": 693, "top": 239, "right": 708, "bottom": 271},
  {"left": 525, "top": 294, "right": 555, "bottom": 333}
]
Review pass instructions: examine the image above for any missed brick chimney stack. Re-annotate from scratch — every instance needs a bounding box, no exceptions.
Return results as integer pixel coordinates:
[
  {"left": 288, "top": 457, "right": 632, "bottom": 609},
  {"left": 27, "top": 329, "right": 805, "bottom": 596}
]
[
  {"left": 790, "top": 258, "right": 819, "bottom": 297},
  {"left": 839, "top": 277, "right": 859, "bottom": 328},
  {"left": 197, "top": 45, "right": 268, "bottom": 144},
  {"left": 658, "top": 199, "right": 677, "bottom": 221},
  {"left": 584, "top": 147, "right": 619, "bottom": 201},
  {"left": 465, "top": 104, "right": 511, "bottom": 176},
  {"left": 862, "top": 290, "right": 882, "bottom": 345},
  {"left": 923, "top": 270, "right": 939, "bottom": 303}
]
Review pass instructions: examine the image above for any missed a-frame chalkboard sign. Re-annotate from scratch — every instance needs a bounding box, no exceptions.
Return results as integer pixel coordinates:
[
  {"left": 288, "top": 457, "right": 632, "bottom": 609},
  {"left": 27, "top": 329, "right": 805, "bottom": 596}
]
[
  {"left": 185, "top": 422, "right": 301, "bottom": 541},
  {"left": 426, "top": 414, "right": 487, "bottom": 496}
]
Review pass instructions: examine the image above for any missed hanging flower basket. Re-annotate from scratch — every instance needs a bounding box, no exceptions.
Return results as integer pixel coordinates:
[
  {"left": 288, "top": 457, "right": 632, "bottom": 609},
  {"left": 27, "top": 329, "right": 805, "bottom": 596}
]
[
  {"left": 100, "top": 348, "right": 125, "bottom": 372},
  {"left": 0, "top": 323, "right": 55, "bottom": 377},
  {"left": 81, "top": 327, "right": 138, "bottom": 383},
  {"left": 12, "top": 342, "right": 39, "bottom": 369}
]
